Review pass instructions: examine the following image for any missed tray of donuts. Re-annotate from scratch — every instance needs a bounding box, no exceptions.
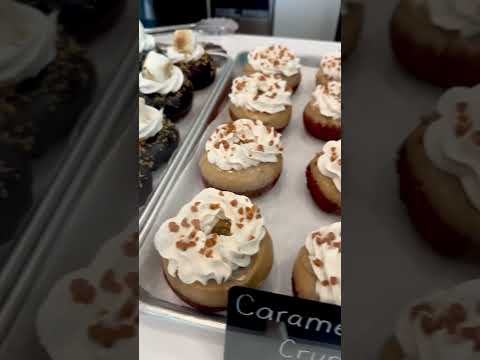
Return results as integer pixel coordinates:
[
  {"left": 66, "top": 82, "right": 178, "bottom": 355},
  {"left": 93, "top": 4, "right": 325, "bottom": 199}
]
[
  {"left": 138, "top": 26, "right": 235, "bottom": 209},
  {"left": 139, "top": 45, "right": 342, "bottom": 329}
]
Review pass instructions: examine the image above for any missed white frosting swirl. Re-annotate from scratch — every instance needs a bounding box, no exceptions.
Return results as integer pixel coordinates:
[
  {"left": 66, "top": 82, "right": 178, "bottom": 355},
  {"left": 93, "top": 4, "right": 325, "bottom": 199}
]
[
  {"left": 139, "top": 51, "right": 184, "bottom": 95},
  {"left": 205, "top": 119, "right": 283, "bottom": 171},
  {"left": 319, "top": 53, "right": 341, "bottom": 82},
  {"left": 0, "top": 0, "right": 57, "bottom": 86},
  {"left": 305, "top": 222, "right": 341, "bottom": 306},
  {"left": 395, "top": 279, "right": 480, "bottom": 360},
  {"left": 420, "top": 0, "right": 480, "bottom": 37},
  {"left": 248, "top": 45, "right": 301, "bottom": 77},
  {"left": 313, "top": 81, "right": 341, "bottom": 120},
  {"left": 424, "top": 85, "right": 480, "bottom": 211},
  {"left": 139, "top": 21, "right": 155, "bottom": 53},
  {"left": 139, "top": 97, "right": 163, "bottom": 140},
  {"left": 155, "top": 188, "right": 266, "bottom": 285},
  {"left": 229, "top": 72, "right": 292, "bottom": 114},
  {"left": 317, "top": 140, "right": 342, "bottom": 192},
  {"left": 166, "top": 29, "right": 205, "bottom": 63}
]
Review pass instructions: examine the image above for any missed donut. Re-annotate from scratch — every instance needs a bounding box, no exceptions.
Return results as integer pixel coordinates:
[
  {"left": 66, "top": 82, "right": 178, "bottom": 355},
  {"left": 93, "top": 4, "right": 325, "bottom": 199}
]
[
  {"left": 245, "top": 45, "right": 302, "bottom": 93},
  {"left": 397, "top": 86, "right": 480, "bottom": 257},
  {"left": 303, "top": 82, "right": 341, "bottom": 141},
  {"left": 228, "top": 72, "right": 293, "bottom": 131},
  {"left": 306, "top": 141, "right": 341, "bottom": 215},
  {"left": 199, "top": 119, "right": 284, "bottom": 197},
  {"left": 155, "top": 188, "right": 273, "bottom": 312},
  {"left": 315, "top": 53, "right": 341, "bottom": 86},
  {"left": 292, "top": 222, "right": 341, "bottom": 305}
]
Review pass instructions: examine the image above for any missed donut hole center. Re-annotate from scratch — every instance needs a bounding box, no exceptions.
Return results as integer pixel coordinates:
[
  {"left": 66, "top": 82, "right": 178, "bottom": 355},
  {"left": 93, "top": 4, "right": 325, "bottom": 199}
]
[{"left": 211, "top": 218, "right": 232, "bottom": 236}]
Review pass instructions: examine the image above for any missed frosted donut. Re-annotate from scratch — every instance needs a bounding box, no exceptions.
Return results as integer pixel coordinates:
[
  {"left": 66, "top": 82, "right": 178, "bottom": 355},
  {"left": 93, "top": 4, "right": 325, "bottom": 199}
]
[
  {"left": 304, "top": 82, "right": 341, "bottom": 141},
  {"left": 229, "top": 72, "right": 293, "bottom": 131},
  {"left": 154, "top": 188, "right": 273, "bottom": 312},
  {"left": 200, "top": 119, "right": 284, "bottom": 197},
  {"left": 316, "top": 53, "right": 341, "bottom": 86},
  {"left": 292, "top": 222, "right": 341, "bottom": 305},
  {"left": 306, "top": 140, "right": 342, "bottom": 214},
  {"left": 245, "top": 45, "right": 302, "bottom": 93}
]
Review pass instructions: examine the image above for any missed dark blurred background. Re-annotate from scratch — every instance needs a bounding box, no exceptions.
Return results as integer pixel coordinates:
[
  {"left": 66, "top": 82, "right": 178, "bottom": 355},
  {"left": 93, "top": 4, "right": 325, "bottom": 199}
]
[{"left": 140, "top": 0, "right": 341, "bottom": 41}]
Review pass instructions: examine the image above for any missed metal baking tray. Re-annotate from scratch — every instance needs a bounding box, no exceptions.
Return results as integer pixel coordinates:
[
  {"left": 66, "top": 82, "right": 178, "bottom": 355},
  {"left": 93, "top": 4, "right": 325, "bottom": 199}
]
[
  {"left": 139, "top": 49, "right": 340, "bottom": 332},
  {"left": 139, "top": 50, "right": 235, "bottom": 214},
  {"left": 0, "top": 1, "right": 138, "bottom": 334}
]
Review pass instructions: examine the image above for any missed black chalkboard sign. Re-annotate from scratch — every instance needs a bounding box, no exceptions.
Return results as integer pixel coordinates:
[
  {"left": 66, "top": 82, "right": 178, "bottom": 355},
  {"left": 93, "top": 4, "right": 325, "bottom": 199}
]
[{"left": 224, "top": 287, "right": 341, "bottom": 360}]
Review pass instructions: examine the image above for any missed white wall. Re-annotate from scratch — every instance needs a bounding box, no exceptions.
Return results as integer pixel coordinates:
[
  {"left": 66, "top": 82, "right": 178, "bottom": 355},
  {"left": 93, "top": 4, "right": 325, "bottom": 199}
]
[{"left": 273, "top": 0, "right": 341, "bottom": 40}]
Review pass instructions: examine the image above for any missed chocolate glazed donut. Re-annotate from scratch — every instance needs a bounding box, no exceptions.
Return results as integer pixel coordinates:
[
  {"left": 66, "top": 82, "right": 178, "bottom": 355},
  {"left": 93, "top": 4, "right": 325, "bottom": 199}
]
[
  {"left": 13, "top": 34, "right": 96, "bottom": 156},
  {"left": 140, "top": 120, "right": 179, "bottom": 170},
  {"left": 178, "top": 53, "right": 216, "bottom": 91},
  {"left": 141, "top": 80, "right": 194, "bottom": 122}
]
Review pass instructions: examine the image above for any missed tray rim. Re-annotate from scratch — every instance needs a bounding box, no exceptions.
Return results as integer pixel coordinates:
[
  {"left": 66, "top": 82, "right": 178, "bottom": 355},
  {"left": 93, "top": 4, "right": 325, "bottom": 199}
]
[{"left": 138, "top": 50, "right": 337, "bottom": 332}]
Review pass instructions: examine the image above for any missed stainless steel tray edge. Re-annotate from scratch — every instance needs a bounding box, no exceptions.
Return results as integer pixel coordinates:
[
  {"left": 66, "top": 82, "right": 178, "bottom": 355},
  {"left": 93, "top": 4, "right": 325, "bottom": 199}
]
[
  {"left": 140, "top": 288, "right": 226, "bottom": 332},
  {"left": 0, "top": 47, "right": 138, "bottom": 340},
  {"left": 139, "top": 58, "right": 235, "bottom": 234}
]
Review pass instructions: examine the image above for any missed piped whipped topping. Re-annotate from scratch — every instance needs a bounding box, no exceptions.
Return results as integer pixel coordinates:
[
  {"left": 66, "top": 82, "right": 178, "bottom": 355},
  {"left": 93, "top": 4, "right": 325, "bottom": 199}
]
[
  {"left": 205, "top": 119, "right": 283, "bottom": 171},
  {"left": 419, "top": 0, "right": 480, "bottom": 37},
  {"left": 229, "top": 72, "right": 292, "bottom": 114},
  {"left": 424, "top": 85, "right": 480, "bottom": 211},
  {"left": 313, "top": 81, "right": 341, "bottom": 120},
  {"left": 305, "top": 222, "right": 341, "bottom": 305},
  {"left": 139, "top": 98, "right": 163, "bottom": 140},
  {"left": 248, "top": 45, "right": 301, "bottom": 77},
  {"left": 139, "top": 21, "right": 155, "bottom": 53},
  {"left": 317, "top": 140, "right": 341, "bottom": 192},
  {"left": 166, "top": 29, "right": 205, "bottom": 63},
  {"left": 0, "top": 0, "right": 57, "bottom": 86},
  {"left": 139, "top": 51, "right": 184, "bottom": 95},
  {"left": 319, "top": 53, "right": 341, "bottom": 82},
  {"left": 395, "top": 279, "right": 480, "bottom": 360},
  {"left": 155, "top": 188, "right": 266, "bottom": 285}
]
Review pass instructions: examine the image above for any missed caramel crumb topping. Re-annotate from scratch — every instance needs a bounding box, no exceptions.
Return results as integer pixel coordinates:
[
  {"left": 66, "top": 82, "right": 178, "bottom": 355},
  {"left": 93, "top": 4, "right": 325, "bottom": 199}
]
[
  {"left": 313, "top": 259, "right": 324, "bottom": 268},
  {"left": 191, "top": 219, "right": 201, "bottom": 230},
  {"left": 181, "top": 218, "right": 190, "bottom": 228},
  {"left": 176, "top": 240, "right": 196, "bottom": 251},
  {"left": 100, "top": 269, "right": 123, "bottom": 294},
  {"left": 168, "top": 222, "right": 180, "bottom": 233},
  {"left": 205, "top": 236, "right": 217, "bottom": 248},
  {"left": 70, "top": 278, "right": 96, "bottom": 304}
]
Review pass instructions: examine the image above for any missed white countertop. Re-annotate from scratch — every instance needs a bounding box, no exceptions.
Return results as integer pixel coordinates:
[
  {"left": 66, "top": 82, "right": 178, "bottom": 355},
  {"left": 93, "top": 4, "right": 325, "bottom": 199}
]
[{"left": 140, "top": 34, "right": 340, "bottom": 360}]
